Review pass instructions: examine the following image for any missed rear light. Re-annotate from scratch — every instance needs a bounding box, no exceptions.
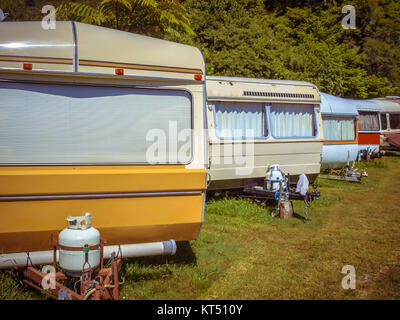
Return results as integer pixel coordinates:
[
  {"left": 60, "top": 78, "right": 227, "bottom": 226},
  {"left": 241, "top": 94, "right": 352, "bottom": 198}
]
[
  {"left": 194, "top": 74, "right": 202, "bottom": 81},
  {"left": 115, "top": 68, "right": 124, "bottom": 75},
  {"left": 23, "top": 63, "right": 33, "bottom": 70}
]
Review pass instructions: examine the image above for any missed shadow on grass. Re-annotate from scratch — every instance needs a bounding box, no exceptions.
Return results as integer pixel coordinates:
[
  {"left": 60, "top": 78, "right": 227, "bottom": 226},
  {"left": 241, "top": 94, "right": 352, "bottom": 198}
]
[
  {"left": 292, "top": 212, "right": 308, "bottom": 222},
  {"left": 384, "top": 151, "right": 400, "bottom": 157},
  {"left": 253, "top": 197, "right": 310, "bottom": 222}
]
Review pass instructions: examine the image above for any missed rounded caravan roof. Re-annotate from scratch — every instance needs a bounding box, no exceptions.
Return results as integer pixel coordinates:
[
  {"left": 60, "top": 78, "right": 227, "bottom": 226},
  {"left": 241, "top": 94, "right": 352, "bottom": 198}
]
[
  {"left": 206, "top": 76, "right": 321, "bottom": 104},
  {"left": 320, "top": 93, "right": 358, "bottom": 116},
  {"left": 207, "top": 76, "right": 318, "bottom": 88},
  {"left": 350, "top": 99, "right": 380, "bottom": 112},
  {"left": 372, "top": 99, "right": 400, "bottom": 113},
  {"left": 385, "top": 96, "right": 400, "bottom": 104},
  {"left": 0, "top": 21, "right": 204, "bottom": 79}
]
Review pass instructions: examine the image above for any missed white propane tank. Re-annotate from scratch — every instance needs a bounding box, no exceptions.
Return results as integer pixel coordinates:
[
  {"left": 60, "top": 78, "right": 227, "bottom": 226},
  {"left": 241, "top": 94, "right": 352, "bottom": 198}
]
[
  {"left": 58, "top": 213, "right": 100, "bottom": 277},
  {"left": 265, "top": 164, "right": 284, "bottom": 191}
]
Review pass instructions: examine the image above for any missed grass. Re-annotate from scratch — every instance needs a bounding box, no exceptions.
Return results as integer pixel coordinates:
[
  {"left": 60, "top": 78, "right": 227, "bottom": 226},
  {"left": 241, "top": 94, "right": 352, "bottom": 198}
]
[{"left": 1, "top": 154, "right": 400, "bottom": 300}]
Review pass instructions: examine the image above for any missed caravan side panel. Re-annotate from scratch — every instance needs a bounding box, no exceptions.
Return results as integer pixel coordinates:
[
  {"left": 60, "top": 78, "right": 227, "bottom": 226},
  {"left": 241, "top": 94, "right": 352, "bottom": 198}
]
[
  {"left": 0, "top": 21, "right": 207, "bottom": 253},
  {"left": 206, "top": 77, "right": 324, "bottom": 190}
]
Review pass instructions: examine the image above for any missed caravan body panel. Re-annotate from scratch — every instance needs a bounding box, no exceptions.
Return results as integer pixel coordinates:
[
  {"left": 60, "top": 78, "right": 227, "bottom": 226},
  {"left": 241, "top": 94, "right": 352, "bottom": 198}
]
[
  {"left": 352, "top": 99, "right": 381, "bottom": 154},
  {"left": 320, "top": 93, "right": 359, "bottom": 169},
  {"left": 0, "top": 22, "right": 206, "bottom": 253},
  {"left": 206, "top": 76, "right": 323, "bottom": 190},
  {"left": 373, "top": 99, "right": 400, "bottom": 150}
]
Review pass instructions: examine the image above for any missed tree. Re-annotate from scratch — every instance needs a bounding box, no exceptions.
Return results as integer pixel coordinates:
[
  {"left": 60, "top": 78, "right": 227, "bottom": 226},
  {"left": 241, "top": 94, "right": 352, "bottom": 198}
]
[
  {"left": 56, "top": 0, "right": 194, "bottom": 38},
  {"left": 1, "top": 0, "right": 399, "bottom": 97},
  {"left": 183, "top": 0, "right": 398, "bottom": 98}
]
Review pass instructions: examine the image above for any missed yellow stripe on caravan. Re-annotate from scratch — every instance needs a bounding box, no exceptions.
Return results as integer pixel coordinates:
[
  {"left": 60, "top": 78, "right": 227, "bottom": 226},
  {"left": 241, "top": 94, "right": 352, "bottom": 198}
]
[
  {"left": 0, "top": 165, "right": 206, "bottom": 253},
  {"left": 0, "top": 165, "right": 205, "bottom": 195},
  {"left": 0, "top": 195, "right": 204, "bottom": 252}
]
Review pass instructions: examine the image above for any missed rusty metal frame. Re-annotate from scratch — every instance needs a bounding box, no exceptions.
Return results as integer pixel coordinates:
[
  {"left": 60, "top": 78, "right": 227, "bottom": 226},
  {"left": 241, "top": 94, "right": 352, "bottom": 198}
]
[{"left": 18, "top": 238, "right": 121, "bottom": 300}]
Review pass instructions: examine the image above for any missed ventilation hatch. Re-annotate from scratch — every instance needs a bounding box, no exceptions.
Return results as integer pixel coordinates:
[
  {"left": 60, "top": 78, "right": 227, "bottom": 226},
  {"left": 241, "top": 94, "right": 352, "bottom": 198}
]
[{"left": 243, "top": 91, "right": 315, "bottom": 99}]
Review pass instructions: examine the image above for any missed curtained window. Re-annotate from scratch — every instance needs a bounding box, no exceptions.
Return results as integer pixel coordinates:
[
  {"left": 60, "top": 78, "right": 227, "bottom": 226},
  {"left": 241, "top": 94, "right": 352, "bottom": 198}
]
[
  {"left": 358, "top": 112, "right": 380, "bottom": 131},
  {"left": 322, "top": 117, "right": 356, "bottom": 141},
  {"left": 0, "top": 82, "right": 192, "bottom": 164},
  {"left": 269, "top": 104, "right": 315, "bottom": 138},
  {"left": 213, "top": 102, "right": 267, "bottom": 139}
]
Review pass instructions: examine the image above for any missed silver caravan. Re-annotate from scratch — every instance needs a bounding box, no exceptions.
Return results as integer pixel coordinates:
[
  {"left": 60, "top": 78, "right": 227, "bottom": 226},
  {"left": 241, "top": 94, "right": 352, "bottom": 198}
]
[
  {"left": 206, "top": 76, "right": 324, "bottom": 190},
  {"left": 374, "top": 98, "right": 400, "bottom": 150},
  {"left": 352, "top": 99, "right": 381, "bottom": 156},
  {"left": 320, "top": 93, "right": 359, "bottom": 169}
]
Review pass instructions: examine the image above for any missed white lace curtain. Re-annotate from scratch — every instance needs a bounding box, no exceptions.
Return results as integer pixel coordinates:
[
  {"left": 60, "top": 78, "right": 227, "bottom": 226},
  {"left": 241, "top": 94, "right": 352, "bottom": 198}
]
[
  {"left": 358, "top": 112, "right": 380, "bottom": 131},
  {"left": 323, "top": 117, "right": 356, "bottom": 141},
  {"left": 269, "top": 104, "right": 315, "bottom": 138},
  {"left": 213, "top": 102, "right": 267, "bottom": 139}
]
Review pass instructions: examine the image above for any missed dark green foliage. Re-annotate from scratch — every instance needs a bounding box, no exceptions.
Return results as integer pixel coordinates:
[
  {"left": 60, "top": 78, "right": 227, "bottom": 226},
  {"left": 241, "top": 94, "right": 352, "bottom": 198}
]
[
  {"left": 179, "top": 0, "right": 400, "bottom": 98},
  {"left": 1, "top": 0, "right": 399, "bottom": 97}
]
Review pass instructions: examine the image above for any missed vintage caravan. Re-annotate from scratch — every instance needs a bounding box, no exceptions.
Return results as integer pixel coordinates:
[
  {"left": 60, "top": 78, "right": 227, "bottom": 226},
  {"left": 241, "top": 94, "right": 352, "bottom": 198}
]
[
  {"left": 373, "top": 98, "right": 400, "bottom": 149},
  {"left": 206, "top": 76, "right": 324, "bottom": 190},
  {"left": 0, "top": 22, "right": 207, "bottom": 254},
  {"left": 352, "top": 99, "right": 381, "bottom": 157},
  {"left": 320, "top": 93, "right": 359, "bottom": 169}
]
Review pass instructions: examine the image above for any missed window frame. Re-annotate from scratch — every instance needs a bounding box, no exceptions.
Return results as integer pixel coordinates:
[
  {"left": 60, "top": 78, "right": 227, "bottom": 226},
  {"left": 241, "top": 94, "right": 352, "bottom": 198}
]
[
  {"left": 389, "top": 112, "right": 400, "bottom": 130},
  {"left": 267, "top": 104, "right": 319, "bottom": 140},
  {"left": 380, "top": 113, "right": 388, "bottom": 131},
  {"left": 211, "top": 102, "right": 270, "bottom": 140},
  {"left": 357, "top": 111, "right": 381, "bottom": 133},
  {"left": 0, "top": 80, "right": 195, "bottom": 166},
  {"left": 322, "top": 115, "right": 358, "bottom": 142}
]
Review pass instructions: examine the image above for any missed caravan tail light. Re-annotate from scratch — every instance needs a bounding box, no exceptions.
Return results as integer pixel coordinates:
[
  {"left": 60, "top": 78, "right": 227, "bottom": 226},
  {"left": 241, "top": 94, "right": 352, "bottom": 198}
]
[
  {"left": 115, "top": 68, "right": 124, "bottom": 76},
  {"left": 23, "top": 63, "right": 33, "bottom": 70},
  {"left": 194, "top": 74, "right": 202, "bottom": 81}
]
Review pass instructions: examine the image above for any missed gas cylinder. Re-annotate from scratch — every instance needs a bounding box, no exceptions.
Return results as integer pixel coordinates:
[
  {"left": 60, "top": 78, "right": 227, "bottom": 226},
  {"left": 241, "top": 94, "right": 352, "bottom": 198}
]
[
  {"left": 58, "top": 212, "right": 100, "bottom": 277},
  {"left": 265, "top": 164, "right": 284, "bottom": 191}
]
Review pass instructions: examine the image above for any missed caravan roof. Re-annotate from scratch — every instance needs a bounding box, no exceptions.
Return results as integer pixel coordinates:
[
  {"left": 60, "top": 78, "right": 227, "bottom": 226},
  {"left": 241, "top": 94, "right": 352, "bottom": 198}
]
[
  {"left": 0, "top": 21, "right": 204, "bottom": 79},
  {"left": 207, "top": 76, "right": 318, "bottom": 88},
  {"left": 372, "top": 99, "right": 400, "bottom": 113},
  {"left": 351, "top": 99, "right": 380, "bottom": 112},
  {"left": 206, "top": 76, "right": 321, "bottom": 104},
  {"left": 320, "top": 93, "right": 358, "bottom": 116}
]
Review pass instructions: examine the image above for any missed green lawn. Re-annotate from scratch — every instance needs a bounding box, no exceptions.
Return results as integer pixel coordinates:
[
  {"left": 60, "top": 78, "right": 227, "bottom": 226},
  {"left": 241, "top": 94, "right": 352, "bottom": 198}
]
[{"left": 1, "top": 153, "right": 400, "bottom": 300}]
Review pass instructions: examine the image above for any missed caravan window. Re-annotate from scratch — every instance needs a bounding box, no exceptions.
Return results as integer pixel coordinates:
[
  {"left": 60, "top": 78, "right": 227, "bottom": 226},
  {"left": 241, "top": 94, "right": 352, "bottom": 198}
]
[
  {"left": 358, "top": 112, "right": 380, "bottom": 131},
  {"left": 269, "top": 104, "right": 316, "bottom": 138},
  {"left": 0, "top": 82, "right": 192, "bottom": 164},
  {"left": 213, "top": 102, "right": 267, "bottom": 139},
  {"left": 322, "top": 117, "right": 356, "bottom": 141},
  {"left": 389, "top": 113, "right": 400, "bottom": 130},
  {"left": 381, "top": 113, "right": 388, "bottom": 130}
]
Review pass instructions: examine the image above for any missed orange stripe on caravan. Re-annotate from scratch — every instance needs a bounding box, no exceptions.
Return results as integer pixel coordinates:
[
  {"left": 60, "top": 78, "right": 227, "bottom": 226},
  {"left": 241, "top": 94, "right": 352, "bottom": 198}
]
[
  {"left": 0, "top": 54, "right": 73, "bottom": 65},
  {"left": 323, "top": 140, "right": 358, "bottom": 145},
  {"left": 358, "top": 132, "right": 380, "bottom": 145},
  {"left": 79, "top": 59, "right": 204, "bottom": 75}
]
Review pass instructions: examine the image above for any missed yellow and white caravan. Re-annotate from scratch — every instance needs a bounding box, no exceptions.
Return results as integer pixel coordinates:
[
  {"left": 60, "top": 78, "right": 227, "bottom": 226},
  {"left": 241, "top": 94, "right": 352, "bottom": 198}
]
[
  {"left": 0, "top": 22, "right": 207, "bottom": 254},
  {"left": 206, "top": 76, "right": 324, "bottom": 190}
]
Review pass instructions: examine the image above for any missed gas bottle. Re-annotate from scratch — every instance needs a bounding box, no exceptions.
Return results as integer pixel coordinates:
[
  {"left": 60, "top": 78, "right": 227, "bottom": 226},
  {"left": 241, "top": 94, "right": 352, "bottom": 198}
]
[
  {"left": 265, "top": 164, "right": 284, "bottom": 191},
  {"left": 58, "top": 212, "right": 100, "bottom": 277}
]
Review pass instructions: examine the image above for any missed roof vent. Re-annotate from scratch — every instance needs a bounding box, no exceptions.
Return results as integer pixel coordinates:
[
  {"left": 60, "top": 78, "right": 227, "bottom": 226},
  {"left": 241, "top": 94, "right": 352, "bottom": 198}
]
[{"left": 243, "top": 91, "right": 314, "bottom": 99}]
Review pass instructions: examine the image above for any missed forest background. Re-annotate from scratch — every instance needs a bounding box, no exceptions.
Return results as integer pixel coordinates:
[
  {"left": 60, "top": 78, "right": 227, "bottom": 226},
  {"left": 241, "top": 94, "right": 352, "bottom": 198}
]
[{"left": 1, "top": 0, "right": 399, "bottom": 98}]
